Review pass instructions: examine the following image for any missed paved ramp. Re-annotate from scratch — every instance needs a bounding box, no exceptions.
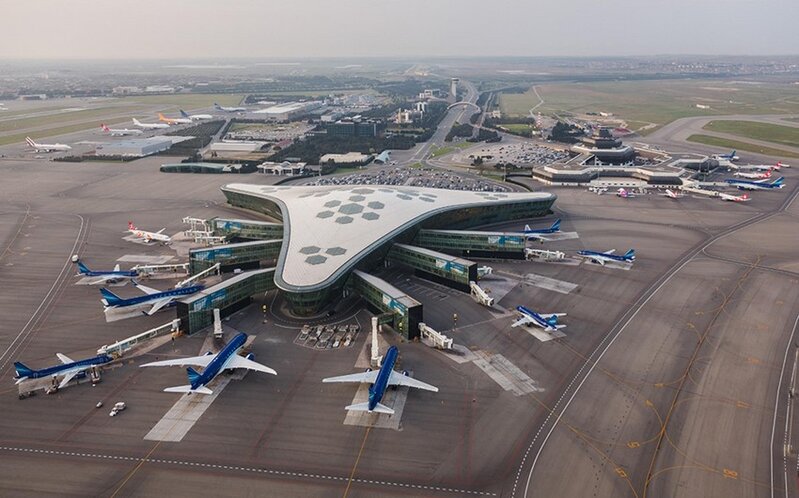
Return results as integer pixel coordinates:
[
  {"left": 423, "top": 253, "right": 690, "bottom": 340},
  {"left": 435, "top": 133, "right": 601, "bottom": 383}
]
[
  {"left": 521, "top": 273, "right": 578, "bottom": 294},
  {"left": 472, "top": 352, "right": 543, "bottom": 396},
  {"left": 144, "top": 377, "right": 232, "bottom": 442},
  {"left": 342, "top": 382, "right": 409, "bottom": 431},
  {"left": 117, "top": 254, "right": 174, "bottom": 264}
]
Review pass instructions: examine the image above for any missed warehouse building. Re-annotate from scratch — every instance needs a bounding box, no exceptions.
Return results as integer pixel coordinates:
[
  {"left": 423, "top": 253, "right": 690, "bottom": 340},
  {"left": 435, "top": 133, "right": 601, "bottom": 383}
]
[{"left": 95, "top": 137, "right": 173, "bottom": 157}]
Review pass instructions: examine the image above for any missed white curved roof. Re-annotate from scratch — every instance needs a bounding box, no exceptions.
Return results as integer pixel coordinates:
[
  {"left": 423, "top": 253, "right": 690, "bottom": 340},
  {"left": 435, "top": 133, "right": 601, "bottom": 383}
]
[{"left": 222, "top": 183, "right": 554, "bottom": 292}]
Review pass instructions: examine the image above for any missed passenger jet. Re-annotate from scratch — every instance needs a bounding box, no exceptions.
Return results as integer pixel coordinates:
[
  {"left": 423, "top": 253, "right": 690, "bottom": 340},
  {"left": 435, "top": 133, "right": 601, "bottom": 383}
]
[
  {"left": 734, "top": 169, "right": 771, "bottom": 180},
  {"left": 180, "top": 110, "right": 212, "bottom": 121},
  {"left": 214, "top": 103, "right": 247, "bottom": 112},
  {"left": 140, "top": 332, "right": 276, "bottom": 394},
  {"left": 100, "top": 281, "right": 203, "bottom": 315},
  {"left": 132, "top": 118, "right": 169, "bottom": 130},
  {"left": 158, "top": 113, "right": 192, "bottom": 125},
  {"left": 25, "top": 137, "right": 71, "bottom": 152},
  {"left": 523, "top": 219, "right": 561, "bottom": 242},
  {"left": 578, "top": 249, "right": 636, "bottom": 265},
  {"left": 715, "top": 150, "right": 739, "bottom": 162},
  {"left": 725, "top": 176, "right": 784, "bottom": 191},
  {"left": 511, "top": 305, "right": 567, "bottom": 331},
  {"left": 719, "top": 192, "right": 750, "bottom": 202},
  {"left": 100, "top": 124, "right": 143, "bottom": 136},
  {"left": 128, "top": 221, "right": 172, "bottom": 244},
  {"left": 661, "top": 189, "right": 684, "bottom": 199},
  {"left": 322, "top": 345, "right": 438, "bottom": 414},
  {"left": 14, "top": 353, "right": 113, "bottom": 389},
  {"left": 76, "top": 261, "right": 138, "bottom": 285}
]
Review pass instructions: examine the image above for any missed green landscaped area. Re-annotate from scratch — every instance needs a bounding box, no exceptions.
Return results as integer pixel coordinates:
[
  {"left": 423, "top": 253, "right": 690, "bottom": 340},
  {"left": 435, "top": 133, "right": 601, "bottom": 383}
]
[
  {"left": 0, "top": 106, "right": 134, "bottom": 133},
  {"left": 430, "top": 141, "right": 473, "bottom": 158},
  {"left": 0, "top": 116, "right": 138, "bottom": 146},
  {"left": 498, "top": 123, "right": 533, "bottom": 134},
  {"left": 702, "top": 120, "right": 799, "bottom": 148},
  {"left": 686, "top": 134, "right": 799, "bottom": 159},
  {"left": 499, "top": 80, "right": 799, "bottom": 135}
]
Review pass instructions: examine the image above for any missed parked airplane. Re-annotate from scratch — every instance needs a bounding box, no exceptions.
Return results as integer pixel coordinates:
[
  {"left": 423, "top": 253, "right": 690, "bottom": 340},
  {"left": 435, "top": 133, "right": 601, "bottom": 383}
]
[
  {"left": 578, "top": 248, "right": 636, "bottom": 265},
  {"left": 214, "top": 103, "right": 247, "bottom": 112},
  {"left": 616, "top": 188, "right": 636, "bottom": 198},
  {"left": 715, "top": 150, "right": 739, "bottom": 161},
  {"left": 132, "top": 118, "right": 169, "bottom": 130},
  {"left": 127, "top": 221, "right": 171, "bottom": 244},
  {"left": 734, "top": 169, "right": 771, "bottom": 180},
  {"left": 25, "top": 136, "right": 71, "bottom": 152},
  {"left": 661, "top": 189, "right": 684, "bottom": 199},
  {"left": 100, "top": 281, "right": 203, "bottom": 315},
  {"left": 725, "top": 176, "right": 785, "bottom": 191},
  {"left": 180, "top": 109, "right": 212, "bottom": 121},
  {"left": 777, "top": 161, "right": 791, "bottom": 168},
  {"left": 101, "top": 124, "right": 143, "bottom": 136},
  {"left": 322, "top": 345, "right": 438, "bottom": 414},
  {"left": 140, "top": 332, "right": 276, "bottom": 394},
  {"left": 523, "top": 219, "right": 561, "bottom": 242},
  {"left": 511, "top": 305, "right": 567, "bottom": 331},
  {"left": 158, "top": 113, "right": 192, "bottom": 125},
  {"left": 75, "top": 261, "right": 138, "bottom": 285},
  {"left": 14, "top": 353, "right": 113, "bottom": 389},
  {"left": 719, "top": 192, "right": 750, "bottom": 202}
]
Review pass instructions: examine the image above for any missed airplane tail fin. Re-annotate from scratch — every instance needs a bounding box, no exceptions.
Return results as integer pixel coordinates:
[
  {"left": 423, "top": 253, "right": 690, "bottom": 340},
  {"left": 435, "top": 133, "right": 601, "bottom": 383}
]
[
  {"left": 345, "top": 402, "right": 395, "bottom": 415},
  {"left": 158, "top": 113, "right": 168, "bottom": 122},
  {"left": 25, "top": 136, "right": 36, "bottom": 147},
  {"left": 77, "top": 261, "right": 90, "bottom": 274},
  {"left": 14, "top": 362, "right": 34, "bottom": 380},
  {"left": 133, "top": 118, "right": 141, "bottom": 126},
  {"left": 551, "top": 219, "right": 561, "bottom": 231},
  {"left": 128, "top": 221, "right": 137, "bottom": 230},
  {"left": 163, "top": 385, "right": 213, "bottom": 395},
  {"left": 624, "top": 249, "right": 636, "bottom": 260},
  {"left": 101, "top": 124, "right": 110, "bottom": 132},
  {"left": 546, "top": 315, "right": 559, "bottom": 327},
  {"left": 524, "top": 224, "right": 531, "bottom": 232},
  {"left": 180, "top": 110, "right": 190, "bottom": 118},
  {"left": 187, "top": 366, "right": 202, "bottom": 385},
  {"left": 99, "top": 288, "right": 124, "bottom": 306},
  {"left": 773, "top": 176, "right": 785, "bottom": 186}
]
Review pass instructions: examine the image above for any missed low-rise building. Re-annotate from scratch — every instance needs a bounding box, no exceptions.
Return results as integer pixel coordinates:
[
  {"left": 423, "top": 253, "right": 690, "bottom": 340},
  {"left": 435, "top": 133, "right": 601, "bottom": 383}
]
[{"left": 96, "top": 137, "right": 173, "bottom": 157}]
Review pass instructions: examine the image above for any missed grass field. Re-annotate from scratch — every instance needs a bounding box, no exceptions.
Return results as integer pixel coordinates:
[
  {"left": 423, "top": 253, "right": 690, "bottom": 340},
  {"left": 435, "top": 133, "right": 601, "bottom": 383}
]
[
  {"left": 499, "top": 80, "right": 799, "bottom": 135},
  {"left": 686, "top": 134, "right": 799, "bottom": 159},
  {"left": 498, "top": 123, "right": 533, "bottom": 134},
  {"left": 121, "top": 93, "right": 245, "bottom": 109},
  {"left": 703, "top": 120, "right": 799, "bottom": 148},
  {"left": 0, "top": 116, "right": 138, "bottom": 146},
  {"left": 0, "top": 106, "right": 136, "bottom": 133},
  {"left": 430, "top": 142, "right": 473, "bottom": 158}
]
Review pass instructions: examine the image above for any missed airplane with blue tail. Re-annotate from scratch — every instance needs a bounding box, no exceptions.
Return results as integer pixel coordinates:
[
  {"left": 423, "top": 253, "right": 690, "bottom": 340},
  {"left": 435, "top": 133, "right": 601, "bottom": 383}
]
[
  {"left": 512, "top": 305, "right": 567, "bottom": 331},
  {"left": 75, "top": 260, "right": 138, "bottom": 285},
  {"left": 14, "top": 353, "right": 113, "bottom": 389},
  {"left": 322, "top": 345, "right": 438, "bottom": 414},
  {"left": 715, "top": 150, "right": 739, "bottom": 162},
  {"left": 578, "top": 248, "right": 635, "bottom": 265},
  {"left": 523, "top": 219, "right": 561, "bottom": 242},
  {"left": 100, "top": 282, "right": 203, "bottom": 316},
  {"left": 140, "top": 332, "right": 276, "bottom": 394},
  {"left": 725, "top": 176, "right": 784, "bottom": 191},
  {"left": 180, "top": 109, "right": 213, "bottom": 121}
]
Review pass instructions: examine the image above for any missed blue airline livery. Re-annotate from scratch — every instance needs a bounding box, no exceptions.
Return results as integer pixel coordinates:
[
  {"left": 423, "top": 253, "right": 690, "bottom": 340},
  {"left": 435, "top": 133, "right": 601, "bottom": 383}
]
[
  {"left": 512, "top": 305, "right": 567, "bottom": 331},
  {"left": 725, "top": 176, "right": 785, "bottom": 191},
  {"left": 140, "top": 332, "right": 276, "bottom": 394},
  {"left": 100, "top": 282, "right": 203, "bottom": 315},
  {"left": 76, "top": 261, "right": 138, "bottom": 285},
  {"left": 578, "top": 248, "right": 636, "bottom": 265},
  {"left": 523, "top": 219, "right": 561, "bottom": 242},
  {"left": 323, "top": 345, "right": 438, "bottom": 414},
  {"left": 14, "top": 353, "right": 113, "bottom": 389}
]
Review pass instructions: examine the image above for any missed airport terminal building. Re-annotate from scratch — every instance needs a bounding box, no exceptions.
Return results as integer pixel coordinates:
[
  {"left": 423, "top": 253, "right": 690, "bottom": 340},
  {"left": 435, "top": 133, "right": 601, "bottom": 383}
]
[{"left": 219, "top": 184, "right": 556, "bottom": 319}]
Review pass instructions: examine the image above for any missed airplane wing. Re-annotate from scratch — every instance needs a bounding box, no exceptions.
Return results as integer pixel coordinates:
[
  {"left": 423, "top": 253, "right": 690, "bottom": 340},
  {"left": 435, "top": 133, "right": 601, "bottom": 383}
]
[
  {"left": 156, "top": 228, "right": 166, "bottom": 234},
  {"left": 225, "top": 354, "right": 277, "bottom": 375},
  {"left": 388, "top": 370, "right": 439, "bottom": 392},
  {"left": 134, "top": 282, "right": 160, "bottom": 295},
  {"left": 59, "top": 371, "right": 78, "bottom": 389},
  {"left": 140, "top": 354, "right": 215, "bottom": 368},
  {"left": 322, "top": 370, "right": 380, "bottom": 384},
  {"left": 56, "top": 353, "right": 74, "bottom": 364},
  {"left": 511, "top": 315, "right": 534, "bottom": 328},
  {"left": 145, "top": 298, "right": 173, "bottom": 316},
  {"left": 603, "top": 250, "right": 616, "bottom": 255},
  {"left": 542, "top": 313, "right": 567, "bottom": 318},
  {"left": 87, "top": 275, "right": 118, "bottom": 285}
]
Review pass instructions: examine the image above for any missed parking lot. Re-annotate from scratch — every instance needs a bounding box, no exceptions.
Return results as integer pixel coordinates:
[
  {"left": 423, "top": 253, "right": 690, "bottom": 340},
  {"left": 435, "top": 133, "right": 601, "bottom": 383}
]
[{"left": 305, "top": 166, "right": 511, "bottom": 191}]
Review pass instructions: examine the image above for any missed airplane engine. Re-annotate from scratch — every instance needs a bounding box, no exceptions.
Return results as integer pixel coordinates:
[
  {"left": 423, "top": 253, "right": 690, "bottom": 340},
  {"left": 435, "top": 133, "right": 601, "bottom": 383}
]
[
  {"left": 364, "top": 368, "right": 372, "bottom": 373},
  {"left": 246, "top": 353, "right": 255, "bottom": 361},
  {"left": 204, "top": 351, "right": 213, "bottom": 356}
]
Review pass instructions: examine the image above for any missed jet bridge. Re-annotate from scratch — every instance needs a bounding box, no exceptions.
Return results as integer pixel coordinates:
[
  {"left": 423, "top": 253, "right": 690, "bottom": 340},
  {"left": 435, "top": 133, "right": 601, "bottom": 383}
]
[
  {"left": 386, "top": 243, "right": 477, "bottom": 292},
  {"left": 212, "top": 218, "right": 284, "bottom": 241},
  {"left": 189, "top": 240, "right": 282, "bottom": 275},
  {"left": 414, "top": 229, "right": 527, "bottom": 259},
  {"left": 349, "top": 270, "right": 422, "bottom": 340}
]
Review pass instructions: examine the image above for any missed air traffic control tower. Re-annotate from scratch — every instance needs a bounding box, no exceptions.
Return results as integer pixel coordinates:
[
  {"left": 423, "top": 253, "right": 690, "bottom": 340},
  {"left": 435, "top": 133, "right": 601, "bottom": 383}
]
[{"left": 220, "top": 184, "right": 556, "bottom": 321}]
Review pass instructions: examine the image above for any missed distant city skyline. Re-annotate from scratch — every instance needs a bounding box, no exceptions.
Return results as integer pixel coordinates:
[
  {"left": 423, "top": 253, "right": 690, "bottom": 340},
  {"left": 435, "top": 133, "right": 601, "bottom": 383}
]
[{"left": 2, "top": 0, "right": 798, "bottom": 59}]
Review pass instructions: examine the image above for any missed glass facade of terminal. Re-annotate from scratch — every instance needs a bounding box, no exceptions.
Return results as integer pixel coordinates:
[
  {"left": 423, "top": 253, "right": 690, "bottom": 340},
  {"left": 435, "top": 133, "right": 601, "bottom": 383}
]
[
  {"left": 213, "top": 218, "right": 284, "bottom": 241},
  {"left": 348, "top": 271, "right": 422, "bottom": 339},
  {"left": 177, "top": 268, "right": 277, "bottom": 334},
  {"left": 387, "top": 244, "right": 476, "bottom": 290},
  {"left": 414, "top": 230, "right": 527, "bottom": 258},
  {"left": 189, "top": 240, "right": 282, "bottom": 275}
]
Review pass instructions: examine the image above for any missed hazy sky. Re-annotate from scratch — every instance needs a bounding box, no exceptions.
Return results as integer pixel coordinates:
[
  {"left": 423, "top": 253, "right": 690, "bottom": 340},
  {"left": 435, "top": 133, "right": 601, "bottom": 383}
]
[{"left": 3, "top": 0, "right": 798, "bottom": 59}]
